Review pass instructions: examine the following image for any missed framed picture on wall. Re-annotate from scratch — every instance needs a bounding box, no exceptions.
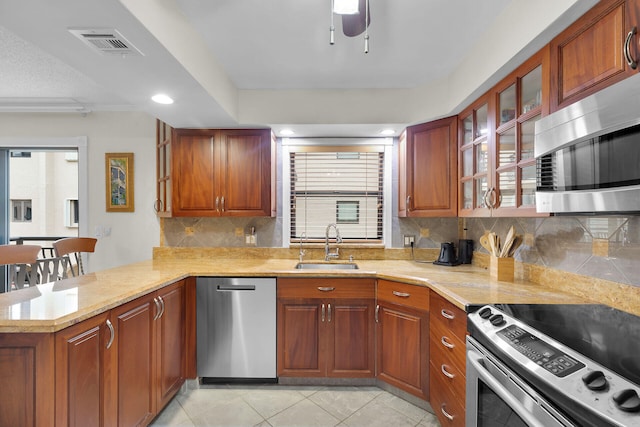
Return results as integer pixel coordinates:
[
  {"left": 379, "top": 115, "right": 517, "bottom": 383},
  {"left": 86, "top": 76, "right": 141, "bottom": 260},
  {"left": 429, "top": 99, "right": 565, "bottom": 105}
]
[{"left": 105, "top": 152, "right": 134, "bottom": 212}]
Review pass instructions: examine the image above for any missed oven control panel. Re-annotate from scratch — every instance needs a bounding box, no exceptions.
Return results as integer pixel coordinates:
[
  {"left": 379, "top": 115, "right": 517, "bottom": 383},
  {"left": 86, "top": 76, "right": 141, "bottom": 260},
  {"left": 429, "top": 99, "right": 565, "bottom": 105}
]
[{"left": 496, "top": 325, "right": 585, "bottom": 377}]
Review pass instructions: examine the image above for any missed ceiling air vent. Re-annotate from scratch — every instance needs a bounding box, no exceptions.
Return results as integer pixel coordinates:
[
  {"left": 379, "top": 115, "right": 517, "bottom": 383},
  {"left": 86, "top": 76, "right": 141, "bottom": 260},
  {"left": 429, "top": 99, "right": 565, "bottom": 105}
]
[{"left": 68, "top": 28, "right": 144, "bottom": 56}]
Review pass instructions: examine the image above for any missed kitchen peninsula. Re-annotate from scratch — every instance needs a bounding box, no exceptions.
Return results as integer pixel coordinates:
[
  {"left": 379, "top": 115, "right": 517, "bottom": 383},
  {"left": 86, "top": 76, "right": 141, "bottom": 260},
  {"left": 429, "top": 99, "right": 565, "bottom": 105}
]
[{"left": 0, "top": 252, "right": 601, "bottom": 427}]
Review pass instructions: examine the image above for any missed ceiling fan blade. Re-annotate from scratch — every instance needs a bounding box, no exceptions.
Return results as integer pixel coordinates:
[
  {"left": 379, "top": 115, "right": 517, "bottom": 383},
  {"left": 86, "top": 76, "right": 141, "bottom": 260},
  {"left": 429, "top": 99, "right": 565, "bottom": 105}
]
[{"left": 342, "top": 0, "right": 371, "bottom": 37}]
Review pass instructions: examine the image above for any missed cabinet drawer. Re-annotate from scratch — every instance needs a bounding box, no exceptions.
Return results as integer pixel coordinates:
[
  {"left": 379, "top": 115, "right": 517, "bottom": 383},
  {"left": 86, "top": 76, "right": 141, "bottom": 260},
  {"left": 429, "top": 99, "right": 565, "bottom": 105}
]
[
  {"left": 430, "top": 292, "right": 466, "bottom": 339},
  {"left": 430, "top": 360, "right": 465, "bottom": 427},
  {"left": 376, "top": 280, "right": 429, "bottom": 311},
  {"left": 278, "top": 278, "right": 374, "bottom": 299},
  {"left": 429, "top": 337, "right": 465, "bottom": 400},
  {"left": 430, "top": 317, "right": 466, "bottom": 375}
]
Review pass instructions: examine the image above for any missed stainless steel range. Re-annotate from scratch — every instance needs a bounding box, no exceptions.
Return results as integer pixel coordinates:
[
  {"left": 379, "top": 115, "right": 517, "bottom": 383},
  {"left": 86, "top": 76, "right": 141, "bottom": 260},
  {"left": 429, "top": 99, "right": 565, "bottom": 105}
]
[{"left": 467, "top": 304, "right": 640, "bottom": 427}]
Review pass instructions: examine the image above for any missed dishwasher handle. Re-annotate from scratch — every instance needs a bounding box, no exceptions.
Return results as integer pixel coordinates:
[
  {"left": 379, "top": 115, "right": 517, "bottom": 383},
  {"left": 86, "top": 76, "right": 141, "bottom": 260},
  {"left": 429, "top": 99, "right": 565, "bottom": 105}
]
[{"left": 216, "top": 285, "right": 256, "bottom": 291}]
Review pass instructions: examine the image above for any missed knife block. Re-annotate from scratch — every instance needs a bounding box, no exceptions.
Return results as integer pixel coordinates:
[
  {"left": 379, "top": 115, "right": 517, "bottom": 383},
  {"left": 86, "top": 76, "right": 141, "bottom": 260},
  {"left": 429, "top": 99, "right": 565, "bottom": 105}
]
[{"left": 490, "top": 256, "right": 514, "bottom": 281}]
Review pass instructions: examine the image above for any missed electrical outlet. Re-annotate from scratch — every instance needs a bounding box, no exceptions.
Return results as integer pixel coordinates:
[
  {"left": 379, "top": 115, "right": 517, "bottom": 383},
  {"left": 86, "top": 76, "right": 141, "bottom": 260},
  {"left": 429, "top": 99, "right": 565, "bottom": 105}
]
[{"left": 403, "top": 235, "right": 415, "bottom": 247}]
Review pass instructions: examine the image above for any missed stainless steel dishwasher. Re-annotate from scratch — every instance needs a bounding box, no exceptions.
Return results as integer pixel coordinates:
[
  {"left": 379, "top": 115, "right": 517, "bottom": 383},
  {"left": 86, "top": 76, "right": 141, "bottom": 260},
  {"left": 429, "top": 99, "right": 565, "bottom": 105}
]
[{"left": 196, "top": 277, "right": 276, "bottom": 382}]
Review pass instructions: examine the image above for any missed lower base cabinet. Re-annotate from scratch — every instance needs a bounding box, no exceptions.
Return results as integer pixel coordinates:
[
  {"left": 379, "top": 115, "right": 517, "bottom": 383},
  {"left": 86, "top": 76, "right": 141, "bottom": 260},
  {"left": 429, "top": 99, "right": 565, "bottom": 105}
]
[
  {"left": 54, "top": 279, "right": 186, "bottom": 427},
  {"left": 0, "top": 333, "right": 54, "bottom": 427},
  {"left": 429, "top": 292, "right": 467, "bottom": 427},
  {"left": 375, "top": 280, "right": 430, "bottom": 401},
  {"left": 277, "top": 278, "right": 375, "bottom": 378}
]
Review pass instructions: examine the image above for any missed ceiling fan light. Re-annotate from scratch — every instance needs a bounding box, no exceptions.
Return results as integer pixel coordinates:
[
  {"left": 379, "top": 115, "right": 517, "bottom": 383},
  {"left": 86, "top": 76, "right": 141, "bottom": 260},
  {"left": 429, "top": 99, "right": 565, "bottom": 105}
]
[
  {"left": 333, "top": 0, "right": 359, "bottom": 15},
  {"left": 151, "top": 93, "right": 174, "bottom": 104}
]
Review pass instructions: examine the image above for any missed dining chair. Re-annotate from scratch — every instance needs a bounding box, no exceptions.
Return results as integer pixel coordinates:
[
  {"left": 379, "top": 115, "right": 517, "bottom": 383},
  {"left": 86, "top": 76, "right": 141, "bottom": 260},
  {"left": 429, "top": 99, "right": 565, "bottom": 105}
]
[
  {"left": 53, "top": 237, "right": 98, "bottom": 276},
  {"left": 0, "top": 244, "right": 42, "bottom": 289}
]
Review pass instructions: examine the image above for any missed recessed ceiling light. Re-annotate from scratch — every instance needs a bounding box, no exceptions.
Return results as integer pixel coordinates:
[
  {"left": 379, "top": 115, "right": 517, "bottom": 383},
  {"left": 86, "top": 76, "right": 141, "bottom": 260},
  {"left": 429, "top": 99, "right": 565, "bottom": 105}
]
[
  {"left": 151, "top": 94, "right": 174, "bottom": 104},
  {"left": 379, "top": 129, "right": 395, "bottom": 136},
  {"left": 280, "top": 129, "right": 295, "bottom": 136}
]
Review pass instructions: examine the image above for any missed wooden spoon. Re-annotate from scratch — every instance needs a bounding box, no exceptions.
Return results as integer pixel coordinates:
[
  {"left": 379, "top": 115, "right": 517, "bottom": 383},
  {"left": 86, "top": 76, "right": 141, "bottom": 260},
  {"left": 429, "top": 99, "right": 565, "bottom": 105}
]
[
  {"left": 500, "top": 226, "right": 516, "bottom": 257},
  {"left": 479, "top": 232, "right": 492, "bottom": 253}
]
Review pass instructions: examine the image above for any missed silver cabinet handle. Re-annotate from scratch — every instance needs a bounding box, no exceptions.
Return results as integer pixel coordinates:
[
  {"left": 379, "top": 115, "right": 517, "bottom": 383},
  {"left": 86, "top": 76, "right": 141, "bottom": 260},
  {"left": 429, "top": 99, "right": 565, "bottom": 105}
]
[
  {"left": 215, "top": 197, "right": 220, "bottom": 212},
  {"left": 440, "top": 404, "right": 455, "bottom": 421},
  {"left": 486, "top": 187, "right": 498, "bottom": 209},
  {"left": 482, "top": 188, "right": 490, "bottom": 208},
  {"left": 328, "top": 303, "right": 332, "bottom": 322},
  {"left": 158, "top": 296, "right": 165, "bottom": 319},
  {"left": 440, "top": 309, "right": 455, "bottom": 320},
  {"left": 221, "top": 196, "right": 225, "bottom": 212},
  {"left": 625, "top": 26, "right": 638, "bottom": 69},
  {"left": 441, "top": 364, "right": 455, "bottom": 379},
  {"left": 441, "top": 336, "right": 455, "bottom": 349},
  {"left": 153, "top": 297, "right": 161, "bottom": 321},
  {"left": 392, "top": 290, "right": 410, "bottom": 298},
  {"left": 106, "top": 319, "right": 115, "bottom": 350},
  {"left": 375, "top": 304, "right": 380, "bottom": 323},
  {"left": 405, "top": 195, "right": 411, "bottom": 212},
  {"left": 317, "top": 287, "right": 335, "bottom": 292},
  {"left": 321, "top": 303, "right": 325, "bottom": 322},
  {"left": 153, "top": 199, "right": 163, "bottom": 213}
]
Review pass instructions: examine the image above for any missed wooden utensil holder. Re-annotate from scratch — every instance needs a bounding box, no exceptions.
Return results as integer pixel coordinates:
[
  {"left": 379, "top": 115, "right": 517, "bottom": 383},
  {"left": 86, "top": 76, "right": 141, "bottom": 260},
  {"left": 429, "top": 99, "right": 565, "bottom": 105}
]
[{"left": 490, "top": 256, "right": 514, "bottom": 281}]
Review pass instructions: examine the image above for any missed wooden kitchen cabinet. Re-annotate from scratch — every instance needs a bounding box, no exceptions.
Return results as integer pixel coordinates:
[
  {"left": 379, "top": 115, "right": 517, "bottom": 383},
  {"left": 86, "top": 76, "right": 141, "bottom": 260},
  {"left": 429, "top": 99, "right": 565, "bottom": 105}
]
[
  {"left": 399, "top": 116, "right": 458, "bottom": 217},
  {"left": 171, "top": 128, "right": 273, "bottom": 217},
  {"left": 55, "top": 311, "right": 116, "bottom": 427},
  {"left": 155, "top": 119, "right": 173, "bottom": 217},
  {"left": 550, "top": 0, "right": 640, "bottom": 112},
  {"left": 375, "top": 280, "right": 429, "bottom": 400},
  {"left": 429, "top": 292, "right": 467, "bottom": 427},
  {"left": 0, "top": 332, "right": 54, "bottom": 427},
  {"left": 459, "top": 48, "right": 548, "bottom": 217},
  {"left": 277, "top": 278, "right": 375, "bottom": 378},
  {"left": 54, "top": 279, "right": 186, "bottom": 427}
]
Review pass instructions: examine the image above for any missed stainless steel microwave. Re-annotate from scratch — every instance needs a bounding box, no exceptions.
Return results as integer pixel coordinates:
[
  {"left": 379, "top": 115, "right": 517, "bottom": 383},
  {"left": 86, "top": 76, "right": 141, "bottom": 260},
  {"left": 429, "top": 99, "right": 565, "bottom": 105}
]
[{"left": 535, "top": 72, "right": 640, "bottom": 214}]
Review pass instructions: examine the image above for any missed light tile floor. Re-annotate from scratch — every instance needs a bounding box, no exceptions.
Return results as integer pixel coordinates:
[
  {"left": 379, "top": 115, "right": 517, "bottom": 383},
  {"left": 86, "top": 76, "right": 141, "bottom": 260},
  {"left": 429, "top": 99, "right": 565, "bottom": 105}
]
[{"left": 150, "top": 384, "right": 442, "bottom": 427}]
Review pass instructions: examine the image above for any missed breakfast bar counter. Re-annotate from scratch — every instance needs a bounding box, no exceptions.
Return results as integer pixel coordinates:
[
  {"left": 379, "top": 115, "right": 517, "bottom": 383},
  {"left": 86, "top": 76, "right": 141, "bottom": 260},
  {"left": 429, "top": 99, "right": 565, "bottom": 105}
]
[{"left": 0, "top": 257, "right": 593, "bottom": 333}]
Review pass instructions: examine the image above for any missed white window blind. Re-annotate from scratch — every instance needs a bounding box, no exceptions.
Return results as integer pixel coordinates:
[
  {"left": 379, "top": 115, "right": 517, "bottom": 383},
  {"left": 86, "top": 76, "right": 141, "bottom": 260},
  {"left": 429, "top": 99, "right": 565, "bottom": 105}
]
[{"left": 289, "top": 146, "right": 384, "bottom": 242}]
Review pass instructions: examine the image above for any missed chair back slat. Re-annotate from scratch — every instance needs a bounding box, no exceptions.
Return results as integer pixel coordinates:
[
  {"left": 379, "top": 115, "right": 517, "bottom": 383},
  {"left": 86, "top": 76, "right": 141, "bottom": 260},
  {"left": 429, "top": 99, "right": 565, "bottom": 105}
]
[
  {"left": 53, "top": 237, "right": 97, "bottom": 276},
  {"left": 0, "top": 244, "right": 42, "bottom": 290},
  {"left": 0, "top": 245, "right": 41, "bottom": 265},
  {"left": 36, "top": 256, "right": 70, "bottom": 283}
]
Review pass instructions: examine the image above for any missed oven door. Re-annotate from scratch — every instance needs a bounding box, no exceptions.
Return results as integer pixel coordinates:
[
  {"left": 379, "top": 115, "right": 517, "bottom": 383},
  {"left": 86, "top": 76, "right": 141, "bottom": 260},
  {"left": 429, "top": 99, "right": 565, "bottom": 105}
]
[{"left": 466, "top": 336, "right": 575, "bottom": 427}]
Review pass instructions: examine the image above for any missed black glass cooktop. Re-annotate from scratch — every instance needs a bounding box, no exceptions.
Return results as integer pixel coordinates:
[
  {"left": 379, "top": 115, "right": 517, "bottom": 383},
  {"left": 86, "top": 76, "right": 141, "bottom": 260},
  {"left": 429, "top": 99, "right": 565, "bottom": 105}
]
[{"left": 491, "top": 304, "right": 640, "bottom": 386}]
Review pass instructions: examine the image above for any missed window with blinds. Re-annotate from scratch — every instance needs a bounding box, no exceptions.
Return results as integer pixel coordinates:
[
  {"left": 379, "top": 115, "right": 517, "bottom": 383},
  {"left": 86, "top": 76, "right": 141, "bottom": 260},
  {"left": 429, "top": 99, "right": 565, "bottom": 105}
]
[{"left": 289, "top": 146, "right": 384, "bottom": 242}]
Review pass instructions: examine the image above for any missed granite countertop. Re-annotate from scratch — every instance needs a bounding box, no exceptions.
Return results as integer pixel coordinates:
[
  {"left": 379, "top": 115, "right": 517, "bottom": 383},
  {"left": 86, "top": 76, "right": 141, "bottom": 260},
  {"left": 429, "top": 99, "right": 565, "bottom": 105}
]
[{"left": 0, "top": 258, "right": 591, "bottom": 333}]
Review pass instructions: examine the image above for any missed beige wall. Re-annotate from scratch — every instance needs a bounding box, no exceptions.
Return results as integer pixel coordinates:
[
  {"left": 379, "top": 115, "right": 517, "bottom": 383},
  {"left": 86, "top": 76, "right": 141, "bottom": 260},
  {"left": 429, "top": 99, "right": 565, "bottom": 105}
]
[{"left": 0, "top": 111, "right": 159, "bottom": 272}]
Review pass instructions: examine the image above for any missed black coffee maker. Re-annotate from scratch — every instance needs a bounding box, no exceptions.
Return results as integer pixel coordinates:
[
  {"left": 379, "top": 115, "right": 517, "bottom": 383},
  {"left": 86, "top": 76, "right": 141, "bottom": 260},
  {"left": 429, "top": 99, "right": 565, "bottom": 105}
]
[
  {"left": 457, "top": 239, "right": 474, "bottom": 264},
  {"left": 433, "top": 242, "right": 459, "bottom": 266}
]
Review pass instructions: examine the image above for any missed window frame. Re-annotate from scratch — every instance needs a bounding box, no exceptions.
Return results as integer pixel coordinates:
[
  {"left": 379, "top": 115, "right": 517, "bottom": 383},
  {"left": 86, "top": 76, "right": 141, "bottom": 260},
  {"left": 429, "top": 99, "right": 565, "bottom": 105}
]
[{"left": 282, "top": 137, "right": 393, "bottom": 248}]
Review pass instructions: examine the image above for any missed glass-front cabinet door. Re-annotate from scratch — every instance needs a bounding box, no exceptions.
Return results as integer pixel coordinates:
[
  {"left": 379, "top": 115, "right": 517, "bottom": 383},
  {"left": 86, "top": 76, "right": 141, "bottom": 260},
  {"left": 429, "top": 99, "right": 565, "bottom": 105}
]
[
  {"left": 493, "top": 63, "right": 544, "bottom": 216},
  {"left": 458, "top": 49, "right": 548, "bottom": 217},
  {"left": 459, "top": 98, "right": 492, "bottom": 216}
]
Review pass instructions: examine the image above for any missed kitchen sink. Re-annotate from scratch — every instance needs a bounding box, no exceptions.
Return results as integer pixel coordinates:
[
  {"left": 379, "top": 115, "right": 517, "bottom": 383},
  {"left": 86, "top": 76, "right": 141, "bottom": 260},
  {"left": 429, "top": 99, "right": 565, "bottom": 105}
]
[{"left": 295, "top": 262, "right": 359, "bottom": 270}]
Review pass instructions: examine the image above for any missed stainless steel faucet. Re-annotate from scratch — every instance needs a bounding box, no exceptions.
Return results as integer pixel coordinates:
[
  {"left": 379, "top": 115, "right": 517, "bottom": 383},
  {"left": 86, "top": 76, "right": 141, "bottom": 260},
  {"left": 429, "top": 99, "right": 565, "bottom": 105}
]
[
  {"left": 299, "top": 232, "right": 306, "bottom": 262},
  {"left": 324, "top": 223, "right": 342, "bottom": 261}
]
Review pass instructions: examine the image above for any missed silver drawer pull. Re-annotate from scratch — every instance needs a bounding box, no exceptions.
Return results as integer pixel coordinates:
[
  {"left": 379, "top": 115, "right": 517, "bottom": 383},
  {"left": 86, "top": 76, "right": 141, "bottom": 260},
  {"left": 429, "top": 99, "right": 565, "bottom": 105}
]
[
  {"left": 441, "top": 336, "right": 455, "bottom": 349},
  {"left": 392, "top": 291, "right": 410, "bottom": 298},
  {"left": 321, "top": 303, "right": 325, "bottom": 322},
  {"left": 441, "top": 404, "right": 455, "bottom": 421},
  {"left": 317, "top": 287, "right": 335, "bottom": 292},
  {"left": 105, "top": 319, "right": 115, "bottom": 350},
  {"left": 440, "top": 309, "right": 455, "bottom": 320},
  {"left": 441, "top": 364, "right": 455, "bottom": 379}
]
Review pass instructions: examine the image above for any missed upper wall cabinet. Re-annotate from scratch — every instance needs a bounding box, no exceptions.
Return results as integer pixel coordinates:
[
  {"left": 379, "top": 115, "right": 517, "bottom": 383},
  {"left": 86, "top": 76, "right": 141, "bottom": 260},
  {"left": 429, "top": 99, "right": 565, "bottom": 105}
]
[
  {"left": 550, "top": 0, "right": 640, "bottom": 111},
  {"left": 399, "top": 117, "right": 458, "bottom": 217},
  {"left": 155, "top": 120, "right": 173, "bottom": 217},
  {"left": 160, "top": 127, "right": 274, "bottom": 217},
  {"left": 459, "top": 49, "right": 549, "bottom": 217}
]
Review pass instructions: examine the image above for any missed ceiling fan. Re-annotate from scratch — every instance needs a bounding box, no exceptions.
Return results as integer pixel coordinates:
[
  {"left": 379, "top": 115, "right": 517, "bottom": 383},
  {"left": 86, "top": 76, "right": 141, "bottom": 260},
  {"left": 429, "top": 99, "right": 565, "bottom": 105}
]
[
  {"left": 330, "top": 0, "right": 371, "bottom": 52},
  {"left": 339, "top": 0, "right": 371, "bottom": 37}
]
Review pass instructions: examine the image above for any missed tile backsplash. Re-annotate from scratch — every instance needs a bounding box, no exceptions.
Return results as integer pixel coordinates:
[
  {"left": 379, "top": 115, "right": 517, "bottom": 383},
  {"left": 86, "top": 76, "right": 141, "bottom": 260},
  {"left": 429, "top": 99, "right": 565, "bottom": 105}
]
[{"left": 161, "top": 215, "right": 640, "bottom": 288}]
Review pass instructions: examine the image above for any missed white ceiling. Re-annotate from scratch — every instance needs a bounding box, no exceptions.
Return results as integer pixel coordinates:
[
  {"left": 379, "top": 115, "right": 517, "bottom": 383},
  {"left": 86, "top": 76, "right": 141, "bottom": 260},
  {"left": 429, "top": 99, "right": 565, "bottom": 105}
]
[{"left": 0, "top": 0, "right": 596, "bottom": 137}]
